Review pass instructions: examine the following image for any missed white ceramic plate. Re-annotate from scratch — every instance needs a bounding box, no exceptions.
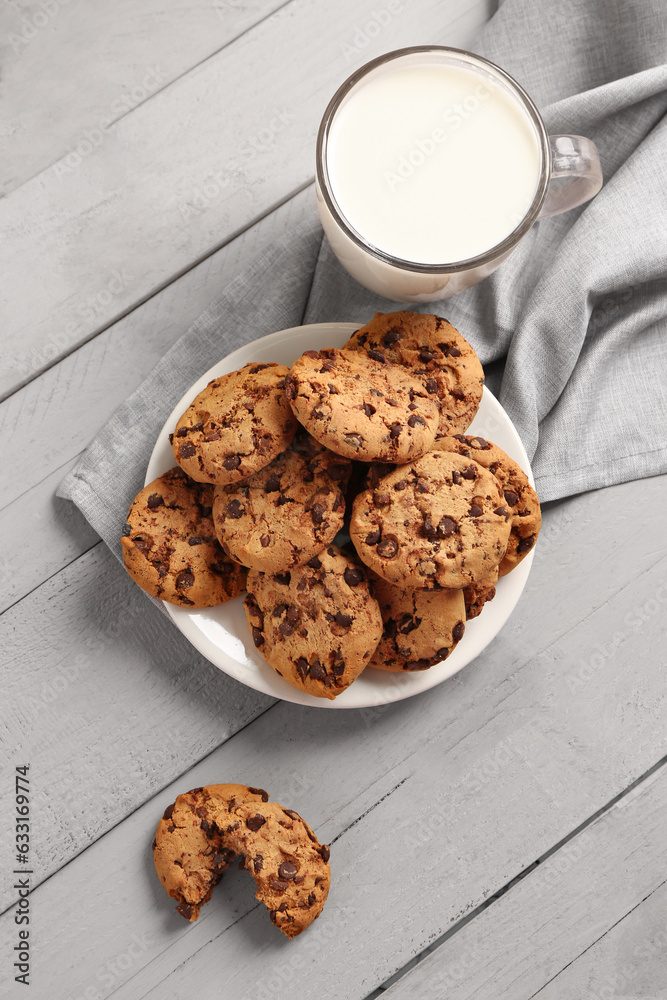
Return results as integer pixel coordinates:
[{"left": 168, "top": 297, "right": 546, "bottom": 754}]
[{"left": 147, "top": 322, "right": 534, "bottom": 709}]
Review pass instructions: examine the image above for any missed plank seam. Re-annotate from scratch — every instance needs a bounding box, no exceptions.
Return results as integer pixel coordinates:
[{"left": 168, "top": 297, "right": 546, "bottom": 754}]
[{"left": 372, "top": 754, "right": 667, "bottom": 996}]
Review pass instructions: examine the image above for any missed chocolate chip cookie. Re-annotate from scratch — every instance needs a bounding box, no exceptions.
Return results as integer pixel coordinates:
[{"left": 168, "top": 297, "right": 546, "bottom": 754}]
[
  {"left": 434, "top": 435, "right": 541, "bottom": 575},
  {"left": 368, "top": 574, "right": 466, "bottom": 672},
  {"left": 344, "top": 311, "right": 484, "bottom": 437},
  {"left": 350, "top": 452, "right": 512, "bottom": 589},
  {"left": 153, "top": 783, "right": 330, "bottom": 939},
  {"left": 213, "top": 435, "right": 351, "bottom": 572},
  {"left": 285, "top": 348, "right": 439, "bottom": 464},
  {"left": 463, "top": 582, "right": 497, "bottom": 620},
  {"left": 172, "top": 362, "right": 297, "bottom": 485},
  {"left": 121, "top": 467, "right": 247, "bottom": 606},
  {"left": 244, "top": 545, "right": 383, "bottom": 699}
]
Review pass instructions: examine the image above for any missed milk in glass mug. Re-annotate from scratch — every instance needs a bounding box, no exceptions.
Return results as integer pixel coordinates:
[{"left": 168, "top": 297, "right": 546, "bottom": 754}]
[{"left": 316, "top": 47, "right": 603, "bottom": 301}]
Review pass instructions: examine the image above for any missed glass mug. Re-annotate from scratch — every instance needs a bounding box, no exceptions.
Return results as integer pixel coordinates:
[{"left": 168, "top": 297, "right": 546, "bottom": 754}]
[{"left": 315, "top": 46, "right": 603, "bottom": 302}]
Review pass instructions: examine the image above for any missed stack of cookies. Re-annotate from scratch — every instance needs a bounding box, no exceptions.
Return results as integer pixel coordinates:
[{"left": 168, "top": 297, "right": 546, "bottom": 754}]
[{"left": 121, "top": 312, "right": 541, "bottom": 700}]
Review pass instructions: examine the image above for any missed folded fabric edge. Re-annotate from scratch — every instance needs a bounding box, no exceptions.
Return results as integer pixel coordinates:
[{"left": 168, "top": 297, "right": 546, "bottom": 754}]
[{"left": 534, "top": 443, "right": 667, "bottom": 504}]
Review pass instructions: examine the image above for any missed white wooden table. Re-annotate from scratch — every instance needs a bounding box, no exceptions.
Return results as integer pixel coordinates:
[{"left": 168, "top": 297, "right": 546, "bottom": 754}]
[{"left": 2, "top": 2, "right": 666, "bottom": 997}]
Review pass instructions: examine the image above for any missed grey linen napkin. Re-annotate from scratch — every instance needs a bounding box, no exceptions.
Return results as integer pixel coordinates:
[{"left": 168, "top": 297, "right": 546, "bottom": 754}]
[{"left": 60, "top": 0, "right": 667, "bottom": 564}]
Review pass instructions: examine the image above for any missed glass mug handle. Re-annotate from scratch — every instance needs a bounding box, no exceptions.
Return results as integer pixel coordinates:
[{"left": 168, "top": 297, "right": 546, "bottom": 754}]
[{"left": 538, "top": 135, "right": 603, "bottom": 219}]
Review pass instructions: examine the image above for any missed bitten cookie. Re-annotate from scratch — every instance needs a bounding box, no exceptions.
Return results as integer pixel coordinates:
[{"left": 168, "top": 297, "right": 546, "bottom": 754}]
[
  {"left": 285, "top": 348, "right": 439, "bottom": 464},
  {"left": 153, "top": 783, "right": 330, "bottom": 939},
  {"left": 368, "top": 574, "right": 466, "bottom": 672},
  {"left": 213, "top": 435, "right": 351, "bottom": 572},
  {"left": 172, "top": 363, "right": 297, "bottom": 485},
  {"left": 350, "top": 452, "right": 512, "bottom": 590},
  {"left": 434, "top": 434, "right": 541, "bottom": 575},
  {"left": 244, "top": 545, "right": 383, "bottom": 699},
  {"left": 121, "top": 467, "right": 247, "bottom": 606},
  {"left": 344, "top": 312, "right": 484, "bottom": 437}
]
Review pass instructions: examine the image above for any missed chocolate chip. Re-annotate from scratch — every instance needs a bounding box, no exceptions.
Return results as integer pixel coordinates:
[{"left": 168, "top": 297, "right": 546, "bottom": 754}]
[
  {"left": 344, "top": 566, "right": 363, "bottom": 586},
  {"left": 264, "top": 475, "right": 281, "bottom": 493},
  {"left": 408, "top": 414, "right": 426, "bottom": 428},
  {"left": 286, "top": 605, "right": 300, "bottom": 624},
  {"left": 175, "top": 570, "right": 194, "bottom": 589},
  {"left": 308, "top": 556, "right": 322, "bottom": 569},
  {"left": 318, "top": 845, "right": 330, "bottom": 862},
  {"left": 246, "top": 813, "right": 266, "bottom": 831},
  {"left": 247, "top": 786, "right": 269, "bottom": 802},
  {"left": 252, "top": 627, "right": 264, "bottom": 647},
  {"left": 303, "top": 350, "right": 321, "bottom": 359},
  {"left": 204, "top": 430, "right": 221, "bottom": 442},
  {"left": 399, "top": 614, "right": 419, "bottom": 634},
  {"left": 517, "top": 534, "right": 536, "bottom": 553},
  {"left": 377, "top": 535, "right": 399, "bottom": 558},
  {"left": 176, "top": 427, "right": 188, "bottom": 438},
  {"left": 279, "top": 622, "right": 294, "bottom": 637},
  {"left": 493, "top": 506, "right": 509, "bottom": 518},
  {"left": 147, "top": 493, "right": 163, "bottom": 509},
  {"left": 188, "top": 536, "right": 202, "bottom": 546},
  {"left": 344, "top": 433, "right": 364, "bottom": 449},
  {"left": 438, "top": 516, "right": 457, "bottom": 537},
  {"left": 335, "top": 612, "right": 353, "bottom": 627},
  {"left": 223, "top": 455, "right": 241, "bottom": 470},
  {"left": 278, "top": 861, "right": 297, "bottom": 880},
  {"left": 162, "top": 803, "right": 175, "bottom": 820},
  {"left": 382, "top": 328, "right": 401, "bottom": 346},
  {"left": 226, "top": 499, "right": 244, "bottom": 519},
  {"left": 368, "top": 349, "right": 386, "bottom": 363},
  {"left": 365, "top": 529, "right": 381, "bottom": 545},
  {"left": 462, "top": 465, "right": 477, "bottom": 480},
  {"left": 504, "top": 489, "right": 519, "bottom": 506},
  {"left": 179, "top": 443, "right": 196, "bottom": 459},
  {"left": 284, "top": 373, "right": 297, "bottom": 400},
  {"left": 122, "top": 522, "right": 132, "bottom": 537},
  {"left": 273, "top": 603, "right": 287, "bottom": 617},
  {"left": 276, "top": 495, "right": 295, "bottom": 506},
  {"left": 416, "top": 480, "right": 430, "bottom": 494},
  {"left": 389, "top": 423, "right": 402, "bottom": 439},
  {"left": 253, "top": 854, "right": 264, "bottom": 871},
  {"left": 270, "top": 877, "right": 289, "bottom": 892},
  {"left": 260, "top": 534, "right": 270, "bottom": 547},
  {"left": 331, "top": 661, "right": 345, "bottom": 676},
  {"left": 307, "top": 893, "right": 316, "bottom": 906},
  {"left": 311, "top": 503, "right": 325, "bottom": 525},
  {"left": 274, "top": 572, "right": 291, "bottom": 586},
  {"left": 452, "top": 470, "right": 462, "bottom": 485},
  {"left": 469, "top": 503, "right": 483, "bottom": 517},
  {"left": 439, "top": 343, "right": 461, "bottom": 357},
  {"left": 425, "top": 378, "right": 438, "bottom": 393},
  {"left": 133, "top": 536, "right": 151, "bottom": 554},
  {"left": 373, "top": 492, "right": 391, "bottom": 506},
  {"left": 470, "top": 436, "right": 490, "bottom": 449},
  {"left": 176, "top": 903, "right": 194, "bottom": 919},
  {"left": 450, "top": 388, "right": 465, "bottom": 400},
  {"left": 296, "top": 657, "right": 309, "bottom": 678},
  {"left": 309, "top": 660, "right": 326, "bottom": 680},
  {"left": 421, "top": 517, "right": 437, "bottom": 539},
  {"left": 419, "top": 349, "right": 437, "bottom": 362},
  {"left": 452, "top": 621, "right": 465, "bottom": 642},
  {"left": 362, "top": 402, "right": 376, "bottom": 417}
]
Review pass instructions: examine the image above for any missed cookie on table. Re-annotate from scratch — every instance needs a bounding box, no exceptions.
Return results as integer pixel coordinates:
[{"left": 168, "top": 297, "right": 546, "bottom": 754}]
[
  {"left": 153, "top": 783, "right": 330, "bottom": 939},
  {"left": 344, "top": 311, "right": 484, "bottom": 436},
  {"left": 434, "top": 434, "right": 541, "bottom": 575},
  {"left": 244, "top": 545, "right": 383, "bottom": 699},
  {"left": 121, "top": 467, "right": 247, "bottom": 606},
  {"left": 368, "top": 574, "right": 466, "bottom": 672},
  {"left": 172, "top": 362, "right": 297, "bottom": 485},
  {"left": 213, "top": 435, "right": 351, "bottom": 572},
  {"left": 350, "top": 452, "right": 512, "bottom": 590},
  {"left": 284, "top": 348, "right": 439, "bottom": 464}
]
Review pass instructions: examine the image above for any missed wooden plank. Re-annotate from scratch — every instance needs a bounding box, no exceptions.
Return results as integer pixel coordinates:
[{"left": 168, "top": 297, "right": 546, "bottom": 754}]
[
  {"left": 1, "top": 474, "right": 666, "bottom": 994},
  {"left": 0, "top": 0, "right": 496, "bottom": 397},
  {"left": 382, "top": 764, "right": 667, "bottom": 999},
  {"left": 0, "top": 0, "right": 289, "bottom": 196},
  {"left": 0, "top": 186, "right": 317, "bottom": 612}
]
